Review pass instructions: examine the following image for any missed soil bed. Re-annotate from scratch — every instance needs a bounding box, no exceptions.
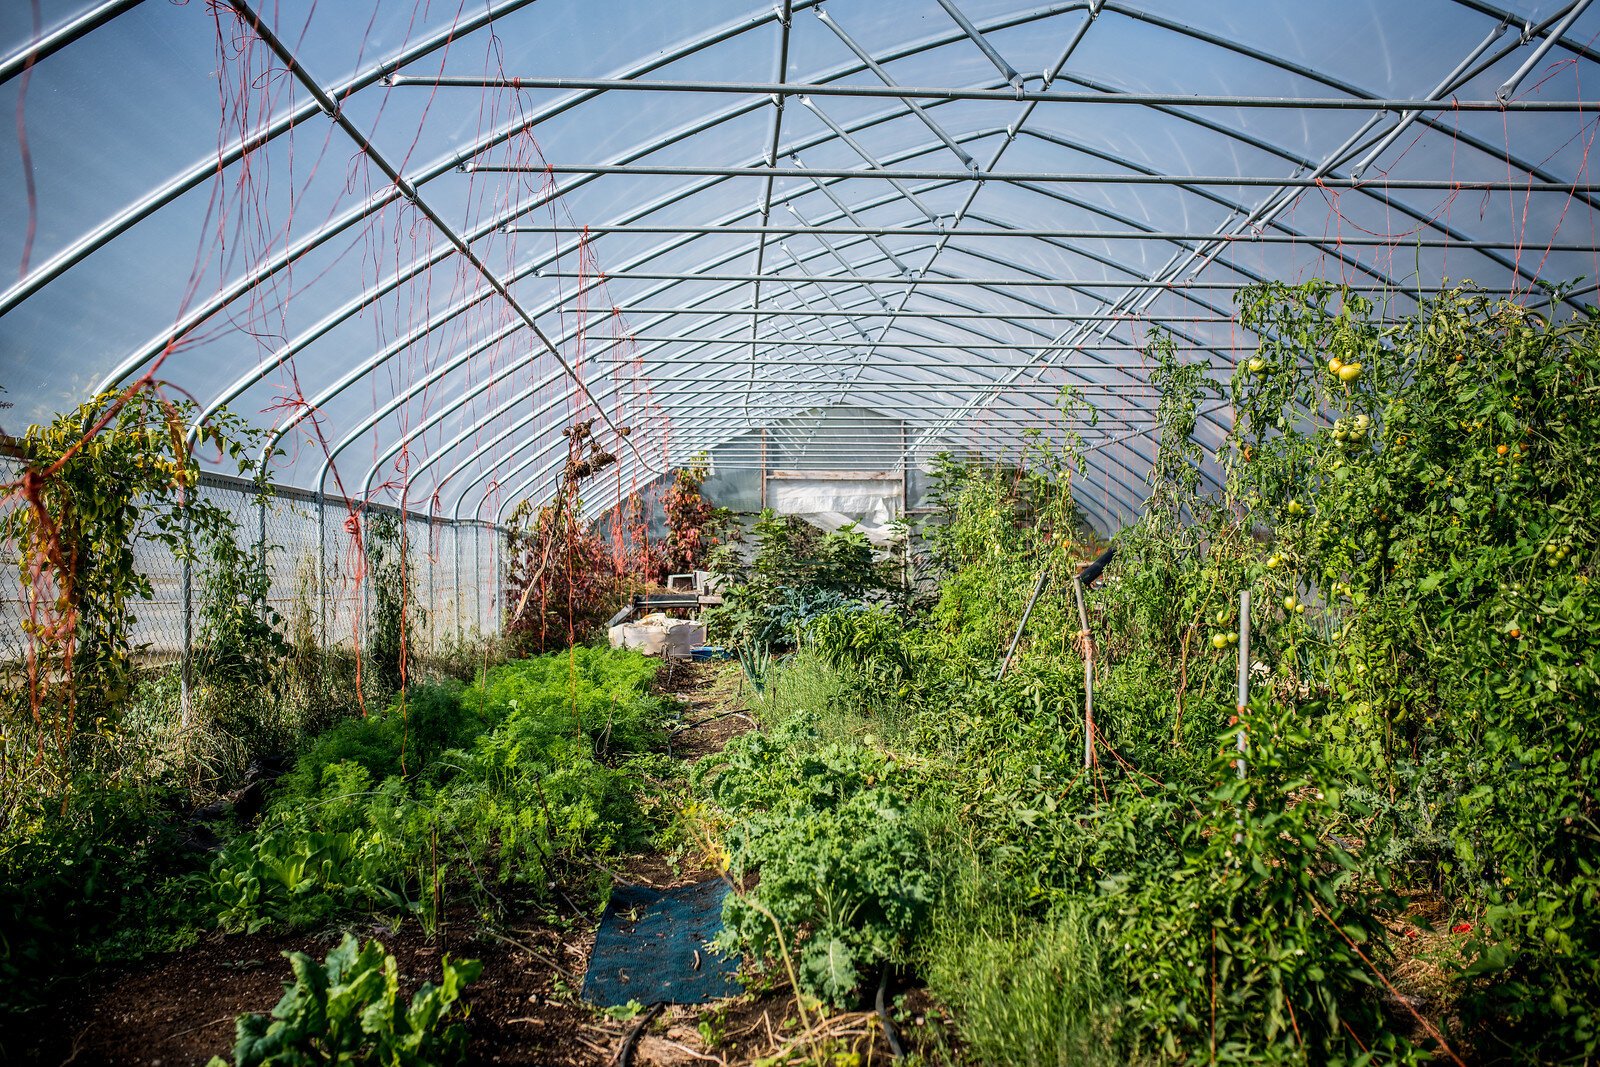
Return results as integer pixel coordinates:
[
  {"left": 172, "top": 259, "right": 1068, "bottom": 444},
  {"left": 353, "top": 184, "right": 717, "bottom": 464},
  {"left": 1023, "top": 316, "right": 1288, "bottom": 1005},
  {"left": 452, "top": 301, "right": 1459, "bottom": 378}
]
[{"left": 16, "top": 658, "right": 912, "bottom": 1067}]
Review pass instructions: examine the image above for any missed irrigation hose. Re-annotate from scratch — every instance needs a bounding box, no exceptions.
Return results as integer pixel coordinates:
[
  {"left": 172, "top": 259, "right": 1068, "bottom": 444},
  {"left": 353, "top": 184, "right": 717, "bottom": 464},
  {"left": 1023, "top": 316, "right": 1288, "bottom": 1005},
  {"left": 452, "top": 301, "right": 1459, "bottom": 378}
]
[
  {"left": 615, "top": 1001, "right": 665, "bottom": 1067},
  {"left": 877, "top": 965, "right": 906, "bottom": 1060}
]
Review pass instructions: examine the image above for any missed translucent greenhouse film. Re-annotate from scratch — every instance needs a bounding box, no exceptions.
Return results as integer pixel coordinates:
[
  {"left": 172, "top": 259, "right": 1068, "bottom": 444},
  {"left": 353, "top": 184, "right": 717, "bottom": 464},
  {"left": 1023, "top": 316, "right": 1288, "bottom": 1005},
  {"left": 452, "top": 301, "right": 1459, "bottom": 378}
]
[{"left": 2, "top": 0, "right": 1599, "bottom": 1063}]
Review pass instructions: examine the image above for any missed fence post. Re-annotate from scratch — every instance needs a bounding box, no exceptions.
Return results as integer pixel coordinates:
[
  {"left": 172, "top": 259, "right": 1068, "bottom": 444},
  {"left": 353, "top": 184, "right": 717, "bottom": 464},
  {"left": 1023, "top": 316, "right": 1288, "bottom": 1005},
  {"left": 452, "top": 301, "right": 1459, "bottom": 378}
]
[
  {"left": 316, "top": 492, "right": 327, "bottom": 651},
  {"left": 425, "top": 516, "right": 435, "bottom": 656},
  {"left": 360, "top": 508, "right": 370, "bottom": 651},
  {"left": 256, "top": 481, "right": 268, "bottom": 613},
  {"left": 489, "top": 521, "right": 500, "bottom": 634},
  {"left": 179, "top": 505, "right": 193, "bottom": 729},
  {"left": 398, "top": 507, "right": 410, "bottom": 669},
  {"left": 473, "top": 522, "right": 483, "bottom": 635},
  {"left": 1235, "top": 589, "right": 1250, "bottom": 778}
]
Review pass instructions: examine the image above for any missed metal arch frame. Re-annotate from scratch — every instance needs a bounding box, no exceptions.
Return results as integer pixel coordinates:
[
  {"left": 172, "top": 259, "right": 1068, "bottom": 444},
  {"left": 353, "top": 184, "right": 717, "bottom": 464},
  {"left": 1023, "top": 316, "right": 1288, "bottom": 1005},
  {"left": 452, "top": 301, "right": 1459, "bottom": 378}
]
[
  {"left": 481, "top": 70, "right": 1560, "bottom": 376},
  {"left": 298, "top": 183, "right": 1005, "bottom": 509},
  {"left": 25, "top": 0, "right": 1592, "bottom": 528},
  {"left": 467, "top": 234, "right": 1245, "bottom": 527},
  {"left": 560, "top": 231, "right": 1249, "bottom": 393},
  {"left": 337, "top": 223, "right": 981, "bottom": 519},
  {"left": 518, "top": 415, "right": 1145, "bottom": 534},
  {"left": 429, "top": 220, "right": 1251, "bottom": 523},
  {"left": 178, "top": 71, "right": 867, "bottom": 466},
  {"left": 432, "top": 230, "right": 1305, "bottom": 531},
  {"left": 0, "top": 0, "right": 551, "bottom": 318},
  {"left": 83, "top": 0, "right": 1085, "bottom": 399},
  {"left": 6, "top": 0, "right": 1585, "bottom": 98},
  {"left": 86, "top": 0, "right": 1576, "bottom": 411},
  {"left": 185, "top": 78, "right": 1092, "bottom": 488},
  {"left": 90, "top": 0, "right": 1574, "bottom": 463},
  {"left": 0, "top": 0, "right": 145, "bottom": 85},
  {"left": 898, "top": 3, "right": 1591, "bottom": 449},
  {"left": 467, "top": 101, "right": 1427, "bottom": 383},
  {"left": 451, "top": 10, "right": 1600, "bottom": 303},
  {"left": 288, "top": 147, "right": 1216, "bottom": 515},
  {"left": 83, "top": 0, "right": 849, "bottom": 399},
  {"left": 43, "top": 0, "right": 1593, "bottom": 425},
  {"left": 446, "top": 158, "right": 1409, "bottom": 487},
  {"left": 542, "top": 404, "right": 1180, "bottom": 537},
  {"left": 415, "top": 3, "right": 1600, "bottom": 215}
]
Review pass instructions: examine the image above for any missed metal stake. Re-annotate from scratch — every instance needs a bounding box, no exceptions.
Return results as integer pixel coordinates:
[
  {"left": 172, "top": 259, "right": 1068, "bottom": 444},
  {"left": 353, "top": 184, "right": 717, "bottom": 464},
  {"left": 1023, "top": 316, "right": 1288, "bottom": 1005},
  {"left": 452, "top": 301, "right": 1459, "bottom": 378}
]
[
  {"left": 997, "top": 562, "right": 1050, "bottom": 681},
  {"left": 1073, "top": 575, "right": 1094, "bottom": 769},
  {"left": 179, "top": 506, "right": 193, "bottom": 729},
  {"left": 1236, "top": 589, "right": 1250, "bottom": 778}
]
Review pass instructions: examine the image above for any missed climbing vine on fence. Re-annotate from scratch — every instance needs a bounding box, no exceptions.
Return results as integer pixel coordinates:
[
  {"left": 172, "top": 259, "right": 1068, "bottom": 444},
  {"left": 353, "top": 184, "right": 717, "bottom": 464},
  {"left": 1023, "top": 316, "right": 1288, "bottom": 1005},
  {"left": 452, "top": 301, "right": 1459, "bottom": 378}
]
[{"left": 1, "top": 390, "right": 262, "bottom": 790}]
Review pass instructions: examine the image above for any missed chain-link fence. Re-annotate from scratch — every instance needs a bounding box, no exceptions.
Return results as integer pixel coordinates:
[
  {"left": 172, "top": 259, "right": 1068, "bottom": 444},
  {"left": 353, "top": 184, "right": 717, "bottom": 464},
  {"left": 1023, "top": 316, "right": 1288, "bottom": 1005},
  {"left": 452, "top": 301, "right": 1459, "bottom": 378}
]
[{"left": 0, "top": 468, "right": 503, "bottom": 667}]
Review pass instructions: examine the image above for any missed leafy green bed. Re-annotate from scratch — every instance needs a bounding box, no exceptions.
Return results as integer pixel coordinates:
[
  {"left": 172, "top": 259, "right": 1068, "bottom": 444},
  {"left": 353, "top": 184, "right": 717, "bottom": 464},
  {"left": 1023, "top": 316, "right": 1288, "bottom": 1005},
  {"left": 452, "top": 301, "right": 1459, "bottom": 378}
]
[
  {"left": 0, "top": 645, "right": 678, "bottom": 1035},
  {"left": 212, "top": 646, "right": 679, "bottom": 933}
]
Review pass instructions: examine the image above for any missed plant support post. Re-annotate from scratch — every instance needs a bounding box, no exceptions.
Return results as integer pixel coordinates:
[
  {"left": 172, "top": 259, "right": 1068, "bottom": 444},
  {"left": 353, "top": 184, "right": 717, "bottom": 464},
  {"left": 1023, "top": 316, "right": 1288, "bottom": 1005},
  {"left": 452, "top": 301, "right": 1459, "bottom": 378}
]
[
  {"left": 1073, "top": 574, "right": 1094, "bottom": 769},
  {"left": 996, "top": 561, "right": 1050, "bottom": 681},
  {"left": 1236, "top": 589, "right": 1250, "bottom": 778}
]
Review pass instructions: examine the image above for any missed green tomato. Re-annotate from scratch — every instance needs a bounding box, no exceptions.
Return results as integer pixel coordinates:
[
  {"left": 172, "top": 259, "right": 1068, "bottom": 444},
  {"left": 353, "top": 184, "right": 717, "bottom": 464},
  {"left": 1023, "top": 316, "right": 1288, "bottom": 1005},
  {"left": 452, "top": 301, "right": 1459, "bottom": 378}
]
[
  {"left": 1283, "top": 595, "right": 1298, "bottom": 611},
  {"left": 1247, "top": 357, "right": 1266, "bottom": 372},
  {"left": 1211, "top": 633, "right": 1229, "bottom": 650}
]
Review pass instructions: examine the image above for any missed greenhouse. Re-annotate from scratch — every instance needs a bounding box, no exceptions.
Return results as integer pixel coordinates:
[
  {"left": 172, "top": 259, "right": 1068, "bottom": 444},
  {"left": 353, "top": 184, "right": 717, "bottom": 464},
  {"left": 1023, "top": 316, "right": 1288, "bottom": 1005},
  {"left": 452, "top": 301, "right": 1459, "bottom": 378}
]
[{"left": 1, "top": 0, "right": 1597, "bottom": 1062}]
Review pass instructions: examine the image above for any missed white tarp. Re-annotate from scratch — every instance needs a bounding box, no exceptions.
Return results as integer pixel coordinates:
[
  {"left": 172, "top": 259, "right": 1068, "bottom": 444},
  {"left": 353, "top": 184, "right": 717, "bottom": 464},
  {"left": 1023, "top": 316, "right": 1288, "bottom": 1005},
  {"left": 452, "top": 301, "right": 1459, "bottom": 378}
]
[{"left": 768, "top": 472, "right": 903, "bottom": 546}]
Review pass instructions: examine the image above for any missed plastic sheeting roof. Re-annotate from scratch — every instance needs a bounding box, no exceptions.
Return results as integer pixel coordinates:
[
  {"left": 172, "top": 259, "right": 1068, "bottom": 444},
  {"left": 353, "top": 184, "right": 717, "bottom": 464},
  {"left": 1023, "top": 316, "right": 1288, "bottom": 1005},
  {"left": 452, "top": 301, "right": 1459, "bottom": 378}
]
[{"left": 2, "top": 0, "right": 1597, "bottom": 533}]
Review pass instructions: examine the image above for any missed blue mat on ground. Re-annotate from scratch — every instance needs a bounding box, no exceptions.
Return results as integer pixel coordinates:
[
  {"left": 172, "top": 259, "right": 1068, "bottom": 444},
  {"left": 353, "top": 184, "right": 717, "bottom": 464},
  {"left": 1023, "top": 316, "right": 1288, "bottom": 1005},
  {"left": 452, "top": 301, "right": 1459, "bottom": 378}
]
[{"left": 582, "top": 879, "right": 742, "bottom": 1006}]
